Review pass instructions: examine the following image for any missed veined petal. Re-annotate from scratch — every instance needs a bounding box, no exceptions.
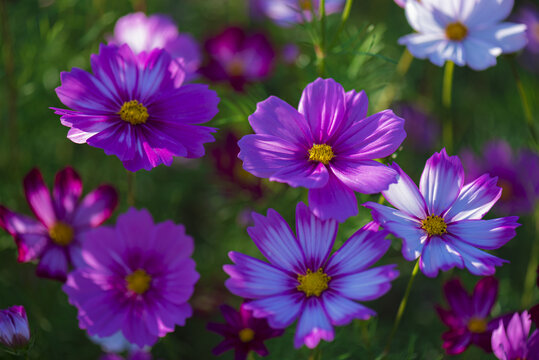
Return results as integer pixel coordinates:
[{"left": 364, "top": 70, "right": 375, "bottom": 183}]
[
  {"left": 448, "top": 217, "right": 519, "bottom": 250},
  {"left": 342, "top": 89, "right": 369, "bottom": 130},
  {"left": 72, "top": 185, "right": 118, "bottom": 229},
  {"left": 23, "top": 168, "right": 57, "bottom": 228},
  {"left": 36, "top": 246, "right": 69, "bottom": 281},
  {"left": 330, "top": 264, "right": 399, "bottom": 301},
  {"left": 446, "top": 235, "right": 507, "bottom": 276},
  {"left": 244, "top": 293, "right": 304, "bottom": 329},
  {"left": 471, "top": 22, "right": 527, "bottom": 53},
  {"left": 321, "top": 290, "right": 376, "bottom": 326},
  {"left": 382, "top": 163, "right": 427, "bottom": 219},
  {"left": 308, "top": 173, "right": 358, "bottom": 223},
  {"left": 419, "top": 236, "right": 464, "bottom": 277},
  {"left": 443, "top": 278, "right": 473, "bottom": 319},
  {"left": 53, "top": 167, "right": 83, "bottom": 221},
  {"left": 293, "top": 297, "right": 334, "bottom": 349},
  {"left": 472, "top": 276, "right": 498, "bottom": 318},
  {"left": 405, "top": 0, "right": 445, "bottom": 32},
  {"left": 330, "top": 159, "right": 398, "bottom": 194}
]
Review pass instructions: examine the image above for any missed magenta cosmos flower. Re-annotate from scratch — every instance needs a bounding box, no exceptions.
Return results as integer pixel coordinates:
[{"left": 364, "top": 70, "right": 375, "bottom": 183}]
[
  {"left": 201, "top": 27, "right": 275, "bottom": 92},
  {"left": 238, "top": 78, "right": 406, "bottom": 223},
  {"left": 256, "top": 0, "right": 345, "bottom": 27},
  {"left": 491, "top": 311, "right": 539, "bottom": 360},
  {"left": 0, "top": 167, "right": 117, "bottom": 281},
  {"left": 364, "top": 149, "right": 520, "bottom": 277},
  {"left": 52, "top": 44, "right": 219, "bottom": 172},
  {"left": 107, "top": 12, "right": 201, "bottom": 81},
  {"left": 398, "top": 0, "right": 527, "bottom": 70},
  {"left": 63, "top": 208, "right": 199, "bottom": 347},
  {"left": 224, "top": 202, "right": 399, "bottom": 348},
  {"left": 436, "top": 277, "right": 507, "bottom": 354},
  {"left": 0, "top": 306, "right": 30, "bottom": 349},
  {"left": 207, "top": 304, "right": 284, "bottom": 359}
]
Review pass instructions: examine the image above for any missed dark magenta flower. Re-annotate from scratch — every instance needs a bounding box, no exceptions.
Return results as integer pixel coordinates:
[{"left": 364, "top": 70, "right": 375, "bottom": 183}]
[
  {"left": 256, "top": 0, "right": 345, "bottom": 27},
  {"left": 224, "top": 203, "right": 399, "bottom": 348},
  {"left": 200, "top": 27, "right": 275, "bottom": 92},
  {"left": 491, "top": 311, "right": 539, "bottom": 360},
  {"left": 436, "top": 277, "right": 506, "bottom": 354},
  {"left": 238, "top": 78, "right": 406, "bottom": 223},
  {"left": 514, "top": 4, "right": 539, "bottom": 72},
  {"left": 52, "top": 44, "right": 219, "bottom": 172},
  {"left": 393, "top": 102, "right": 440, "bottom": 152},
  {"left": 63, "top": 208, "right": 199, "bottom": 347},
  {"left": 364, "top": 149, "right": 520, "bottom": 277},
  {"left": 0, "top": 167, "right": 117, "bottom": 281},
  {"left": 461, "top": 140, "right": 539, "bottom": 215},
  {"left": 207, "top": 304, "right": 284, "bottom": 359},
  {"left": 0, "top": 306, "right": 30, "bottom": 349},
  {"left": 108, "top": 12, "right": 201, "bottom": 81}
]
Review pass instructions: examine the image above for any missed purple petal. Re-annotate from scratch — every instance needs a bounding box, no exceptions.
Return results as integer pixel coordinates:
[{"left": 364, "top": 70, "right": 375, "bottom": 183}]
[
  {"left": 419, "top": 236, "right": 464, "bottom": 278},
  {"left": 462, "top": 37, "right": 501, "bottom": 71},
  {"left": 443, "top": 278, "right": 473, "bottom": 319},
  {"left": 343, "top": 89, "right": 369, "bottom": 130},
  {"left": 442, "top": 328, "right": 473, "bottom": 355},
  {"left": 528, "top": 330, "right": 539, "bottom": 360},
  {"left": 293, "top": 297, "right": 334, "bottom": 349},
  {"left": 436, "top": 306, "right": 465, "bottom": 328},
  {"left": 321, "top": 290, "right": 376, "bottom": 326},
  {"left": 330, "top": 264, "right": 399, "bottom": 301},
  {"left": 308, "top": 173, "right": 358, "bottom": 223},
  {"left": 447, "top": 235, "right": 507, "bottom": 276},
  {"left": 244, "top": 293, "right": 304, "bottom": 329},
  {"left": 53, "top": 167, "right": 83, "bottom": 220},
  {"left": 448, "top": 217, "right": 519, "bottom": 250},
  {"left": 0, "top": 206, "right": 47, "bottom": 237},
  {"left": 23, "top": 168, "right": 56, "bottom": 228},
  {"left": 492, "top": 317, "right": 512, "bottom": 360},
  {"left": 147, "top": 122, "right": 216, "bottom": 159},
  {"left": 472, "top": 276, "right": 498, "bottom": 318},
  {"left": 471, "top": 22, "right": 527, "bottom": 53},
  {"left": 330, "top": 159, "right": 398, "bottom": 194},
  {"left": 465, "top": 0, "right": 516, "bottom": 27},
  {"left": 382, "top": 163, "right": 428, "bottom": 218},
  {"left": 36, "top": 246, "right": 69, "bottom": 281},
  {"left": 72, "top": 185, "right": 118, "bottom": 229}
]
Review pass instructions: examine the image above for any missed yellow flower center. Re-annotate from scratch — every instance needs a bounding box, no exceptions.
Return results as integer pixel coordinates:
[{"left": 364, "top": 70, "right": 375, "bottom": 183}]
[
  {"left": 498, "top": 179, "right": 513, "bottom": 202},
  {"left": 48, "top": 221, "right": 74, "bottom": 246},
  {"left": 118, "top": 100, "right": 149, "bottom": 125},
  {"left": 297, "top": 268, "right": 331, "bottom": 297},
  {"left": 421, "top": 215, "right": 447, "bottom": 236},
  {"left": 238, "top": 328, "right": 255, "bottom": 343},
  {"left": 299, "top": 0, "right": 313, "bottom": 10},
  {"left": 126, "top": 269, "right": 152, "bottom": 294},
  {"left": 308, "top": 144, "right": 335, "bottom": 165},
  {"left": 467, "top": 317, "right": 487, "bottom": 333},
  {"left": 445, "top": 22, "right": 468, "bottom": 41}
]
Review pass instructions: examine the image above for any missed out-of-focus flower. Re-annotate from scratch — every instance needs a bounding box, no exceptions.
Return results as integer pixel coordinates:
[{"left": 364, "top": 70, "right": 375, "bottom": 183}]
[
  {"left": 394, "top": 0, "right": 406, "bottom": 7},
  {"left": 224, "top": 203, "right": 399, "bottom": 348},
  {"left": 491, "top": 311, "right": 539, "bottom": 360},
  {"left": 52, "top": 44, "right": 219, "bottom": 172},
  {"left": 0, "top": 167, "right": 117, "bottom": 281},
  {"left": 282, "top": 43, "right": 300, "bottom": 64},
  {"left": 461, "top": 140, "right": 539, "bottom": 215},
  {"left": 256, "top": 0, "right": 345, "bottom": 27},
  {"left": 201, "top": 27, "right": 275, "bottom": 92},
  {"left": 63, "top": 208, "right": 199, "bottom": 347},
  {"left": 91, "top": 332, "right": 139, "bottom": 354},
  {"left": 399, "top": 0, "right": 527, "bottom": 70},
  {"left": 514, "top": 4, "right": 539, "bottom": 72},
  {"left": 107, "top": 12, "right": 201, "bottom": 81},
  {"left": 393, "top": 102, "right": 439, "bottom": 152},
  {"left": 207, "top": 304, "right": 284, "bottom": 359},
  {"left": 238, "top": 78, "right": 406, "bottom": 223},
  {"left": 0, "top": 306, "right": 30, "bottom": 349},
  {"left": 100, "top": 351, "right": 152, "bottom": 360},
  {"left": 365, "top": 149, "right": 520, "bottom": 277},
  {"left": 436, "top": 277, "right": 507, "bottom": 354}
]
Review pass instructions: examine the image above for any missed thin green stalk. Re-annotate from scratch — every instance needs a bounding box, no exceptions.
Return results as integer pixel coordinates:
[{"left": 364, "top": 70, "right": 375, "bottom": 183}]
[
  {"left": 509, "top": 58, "right": 538, "bottom": 148},
  {"left": 521, "top": 206, "right": 539, "bottom": 308},
  {"left": 247, "top": 351, "right": 256, "bottom": 360},
  {"left": 127, "top": 171, "right": 135, "bottom": 207},
  {"left": 442, "top": 61, "right": 455, "bottom": 153},
  {"left": 382, "top": 260, "right": 420, "bottom": 357},
  {"left": 375, "top": 49, "right": 413, "bottom": 111},
  {"left": 308, "top": 346, "right": 321, "bottom": 360},
  {"left": 328, "top": 0, "right": 354, "bottom": 49}
]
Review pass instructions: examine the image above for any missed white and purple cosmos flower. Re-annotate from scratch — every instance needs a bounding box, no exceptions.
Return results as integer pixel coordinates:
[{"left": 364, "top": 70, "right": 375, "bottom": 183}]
[
  {"left": 364, "top": 149, "right": 520, "bottom": 277},
  {"left": 63, "top": 208, "right": 199, "bottom": 347},
  {"left": 238, "top": 78, "right": 406, "bottom": 223},
  {"left": 224, "top": 202, "right": 399, "bottom": 349},
  {"left": 0, "top": 306, "right": 30, "bottom": 349},
  {"left": 108, "top": 12, "right": 201, "bottom": 81},
  {"left": 52, "top": 44, "right": 219, "bottom": 172},
  {"left": 255, "top": 0, "right": 345, "bottom": 27},
  {"left": 0, "top": 167, "right": 118, "bottom": 281},
  {"left": 491, "top": 311, "right": 539, "bottom": 360},
  {"left": 398, "top": 0, "right": 528, "bottom": 70}
]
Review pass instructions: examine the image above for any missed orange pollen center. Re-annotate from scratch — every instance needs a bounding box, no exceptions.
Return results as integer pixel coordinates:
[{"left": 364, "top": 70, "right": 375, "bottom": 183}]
[
  {"left": 126, "top": 269, "right": 152, "bottom": 294},
  {"left": 308, "top": 144, "right": 335, "bottom": 165},
  {"left": 498, "top": 179, "right": 513, "bottom": 202},
  {"left": 299, "top": 0, "right": 313, "bottom": 10},
  {"left": 118, "top": 100, "right": 149, "bottom": 125},
  {"left": 297, "top": 268, "right": 331, "bottom": 297},
  {"left": 421, "top": 215, "right": 447, "bottom": 236},
  {"left": 238, "top": 328, "right": 255, "bottom": 343},
  {"left": 467, "top": 317, "right": 487, "bottom": 333},
  {"left": 446, "top": 22, "right": 468, "bottom": 41},
  {"left": 227, "top": 59, "right": 245, "bottom": 77},
  {"left": 49, "top": 221, "right": 74, "bottom": 246}
]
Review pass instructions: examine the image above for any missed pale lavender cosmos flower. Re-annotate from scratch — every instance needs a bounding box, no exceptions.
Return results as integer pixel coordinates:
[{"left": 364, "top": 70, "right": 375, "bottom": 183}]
[
  {"left": 224, "top": 203, "right": 399, "bottom": 348},
  {"left": 399, "top": 0, "right": 527, "bottom": 70},
  {"left": 108, "top": 12, "right": 201, "bottom": 81},
  {"left": 0, "top": 306, "right": 30, "bottom": 349},
  {"left": 0, "top": 167, "right": 117, "bottom": 281},
  {"left": 238, "top": 78, "right": 406, "bottom": 223},
  {"left": 364, "top": 149, "right": 520, "bottom": 277},
  {"left": 63, "top": 208, "right": 199, "bottom": 347},
  {"left": 514, "top": 4, "right": 539, "bottom": 72},
  {"left": 491, "top": 311, "right": 539, "bottom": 360},
  {"left": 256, "top": 0, "right": 345, "bottom": 27},
  {"left": 52, "top": 44, "right": 219, "bottom": 172}
]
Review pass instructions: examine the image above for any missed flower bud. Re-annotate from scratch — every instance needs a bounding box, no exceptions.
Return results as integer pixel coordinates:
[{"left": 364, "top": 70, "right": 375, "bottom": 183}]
[{"left": 0, "top": 306, "right": 30, "bottom": 349}]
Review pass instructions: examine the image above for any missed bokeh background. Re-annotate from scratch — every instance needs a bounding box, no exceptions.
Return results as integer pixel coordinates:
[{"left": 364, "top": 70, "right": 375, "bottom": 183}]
[{"left": 0, "top": 0, "right": 537, "bottom": 359}]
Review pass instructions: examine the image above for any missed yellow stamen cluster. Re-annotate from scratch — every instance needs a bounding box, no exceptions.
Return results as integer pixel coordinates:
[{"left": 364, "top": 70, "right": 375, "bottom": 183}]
[
  {"left": 308, "top": 144, "right": 335, "bottom": 165},
  {"left": 126, "top": 269, "right": 152, "bottom": 294},
  {"left": 297, "top": 268, "right": 331, "bottom": 297},
  {"left": 49, "top": 222, "right": 74, "bottom": 246},
  {"left": 467, "top": 317, "right": 487, "bottom": 333},
  {"left": 445, "top": 22, "right": 468, "bottom": 41},
  {"left": 118, "top": 100, "right": 149, "bottom": 125},
  {"left": 238, "top": 328, "right": 255, "bottom": 343},
  {"left": 421, "top": 215, "right": 447, "bottom": 236}
]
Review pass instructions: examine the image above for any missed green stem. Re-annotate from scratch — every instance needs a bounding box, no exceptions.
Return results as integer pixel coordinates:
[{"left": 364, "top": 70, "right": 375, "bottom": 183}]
[
  {"left": 521, "top": 207, "right": 539, "bottom": 308},
  {"left": 328, "top": 0, "right": 354, "bottom": 49},
  {"left": 308, "top": 346, "right": 321, "bottom": 360},
  {"left": 382, "top": 260, "right": 420, "bottom": 357},
  {"left": 317, "top": 0, "right": 326, "bottom": 77},
  {"left": 247, "top": 351, "right": 256, "bottom": 360},
  {"left": 442, "top": 61, "right": 454, "bottom": 153},
  {"left": 127, "top": 171, "right": 135, "bottom": 207},
  {"left": 509, "top": 57, "right": 538, "bottom": 148}
]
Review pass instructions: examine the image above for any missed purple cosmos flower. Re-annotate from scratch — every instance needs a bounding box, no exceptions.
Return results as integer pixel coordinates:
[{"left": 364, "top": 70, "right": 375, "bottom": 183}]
[
  {"left": 52, "top": 44, "right": 219, "bottom": 172},
  {"left": 436, "top": 277, "right": 507, "bottom": 354},
  {"left": 0, "top": 167, "right": 117, "bottom": 281},
  {"left": 282, "top": 43, "right": 300, "bottom": 64},
  {"left": 107, "top": 12, "right": 201, "bottom": 81},
  {"left": 393, "top": 102, "right": 440, "bottom": 152},
  {"left": 461, "top": 140, "right": 539, "bottom": 215},
  {"left": 491, "top": 311, "right": 539, "bottom": 360},
  {"left": 207, "top": 304, "right": 284, "bottom": 359},
  {"left": 238, "top": 78, "right": 406, "bottom": 223},
  {"left": 364, "top": 149, "right": 520, "bottom": 277},
  {"left": 398, "top": 0, "right": 527, "bottom": 70},
  {"left": 256, "top": 0, "right": 345, "bottom": 27},
  {"left": 224, "top": 202, "right": 399, "bottom": 348},
  {"left": 200, "top": 27, "right": 275, "bottom": 92},
  {"left": 0, "top": 306, "right": 30, "bottom": 349},
  {"left": 63, "top": 208, "right": 199, "bottom": 347},
  {"left": 514, "top": 4, "right": 539, "bottom": 72}
]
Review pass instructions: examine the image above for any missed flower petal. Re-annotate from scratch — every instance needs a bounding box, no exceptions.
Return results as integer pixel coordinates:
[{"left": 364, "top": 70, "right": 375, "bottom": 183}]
[
  {"left": 447, "top": 235, "right": 507, "bottom": 276},
  {"left": 0, "top": 206, "right": 47, "bottom": 236},
  {"left": 381, "top": 163, "right": 427, "bottom": 219},
  {"left": 23, "top": 168, "right": 56, "bottom": 228},
  {"left": 419, "top": 236, "right": 464, "bottom": 277},
  {"left": 471, "top": 23, "right": 527, "bottom": 53},
  {"left": 72, "top": 185, "right": 118, "bottom": 229},
  {"left": 330, "top": 159, "right": 398, "bottom": 194},
  {"left": 465, "top": 0, "right": 515, "bottom": 28},
  {"left": 244, "top": 293, "right": 304, "bottom": 329},
  {"left": 448, "top": 217, "right": 519, "bottom": 250},
  {"left": 321, "top": 290, "right": 376, "bottom": 326},
  {"left": 53, "top": 167, "right": 83, "bottom": 221},
  {"left": 398, "top": 33, "right": 447, "bottom": 63},
  {"left": 293, "top": 297, "right": 334, "bottom": 349},
  {"left": 443, "top": 278, "right": 473, "bottom": 319},
  {"left": 472, "top": 276, "right": 498, "bottom": 318},
  {"left": 404, "top": 0, "right": 445, "bottom": 32},
  {"left": 36, "top": 246, "right": 69, "bottom": 281},
  {"left": 330, "top": 264, "right": 399, "bottom": 301},
  {"left": 343, "top": 89, "right": 369, "bottom": 129},
  {"left": 462, "top": 37, "right": 501, "bottom": 71},
  {"left": 308, "top": 173, "right": 358, "bottom": 223}
]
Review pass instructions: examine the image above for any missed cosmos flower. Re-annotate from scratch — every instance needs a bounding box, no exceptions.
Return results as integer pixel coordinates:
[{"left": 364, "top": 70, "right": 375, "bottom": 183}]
[
  {"left": 398, "top": 0, "right": 527, "bottom": 70},
  {"left": 0, "top": 306, "right": 30, "bottom": 349},
  {"left": 207, "top": 304, "right": 284, "bottom": 359},
  {"left": 52, "top": 44, "right": 219, "bottom": 172},
  {"left": 0, "top": 167, "right": 117, "bottom": 281},
  {"left": 491, "top": 311, "right": 539, "bottom": 360},
  {"left": 256, "top": 0, "right": 346, "bottom": 27},
  {"left": 224, "top": 202, "right": 399, "bottom": 348},
  {"left": 514, "top": 4, "right": 539, "bottom": 72},
  {"left": 238, "top": 78, "right": 406, "bottom": 223},
  {"left": 200, "top": 27, "right": 275, "bottom": 92},
  {"left": 436, "top": 277, "right": 507, "bottom": 354},
  {"left": 461, "top": 140, "right": 539, "bottom": 215},
  {"left": 63, "top": 208, "right": 199, "bottom": 347},
  {"left": 364, "top": 149, "right": 520, "bottom": 277},
  {"left": 393, "top": 102, "right": 440, "bottom": 152},
  {"left": 107, "top": 12, "right": 201, "bottom": 81}
]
